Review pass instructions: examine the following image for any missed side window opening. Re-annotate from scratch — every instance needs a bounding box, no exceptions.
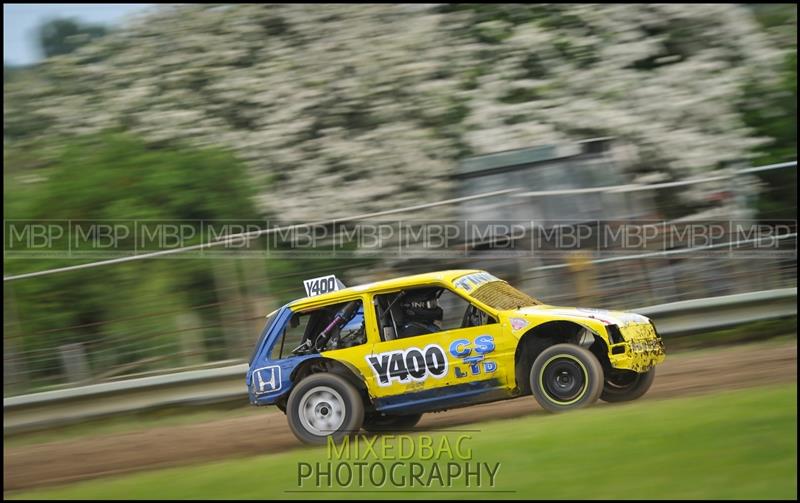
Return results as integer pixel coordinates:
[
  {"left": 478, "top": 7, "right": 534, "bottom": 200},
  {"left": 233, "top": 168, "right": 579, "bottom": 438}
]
[
  {"left": 271, "top": 299, "right": 366, "bottom": 359},
  {"left": 375, "top": 286, "right": 497, "bottom": 341},
  {"left": 250, "top": 311, "right": 280, "bottom": 365}
]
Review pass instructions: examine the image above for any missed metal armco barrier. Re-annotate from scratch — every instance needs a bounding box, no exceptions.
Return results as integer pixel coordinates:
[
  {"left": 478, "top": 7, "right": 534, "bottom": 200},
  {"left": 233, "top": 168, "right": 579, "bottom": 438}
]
[
  {"left": 635, "top": 287, "right": 797, "bottom": 335},
  {"left": 4, "top": 287, "right": 796, "bottom": 434},
  {"left": 3, "top": 364, "right": 250, "bottom": 434}
]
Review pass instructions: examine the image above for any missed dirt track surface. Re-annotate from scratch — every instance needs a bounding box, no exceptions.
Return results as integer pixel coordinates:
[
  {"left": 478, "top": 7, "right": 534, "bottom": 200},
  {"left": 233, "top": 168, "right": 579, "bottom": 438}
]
[{"left": 4, "top": 341, "right": 797, "bottom": 492}]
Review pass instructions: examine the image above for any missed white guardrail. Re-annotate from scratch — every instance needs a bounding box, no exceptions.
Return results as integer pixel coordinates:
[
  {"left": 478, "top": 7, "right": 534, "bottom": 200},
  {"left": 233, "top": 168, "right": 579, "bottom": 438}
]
[{"left": 3, "top": 287, "right": 797, "bottom": 434}]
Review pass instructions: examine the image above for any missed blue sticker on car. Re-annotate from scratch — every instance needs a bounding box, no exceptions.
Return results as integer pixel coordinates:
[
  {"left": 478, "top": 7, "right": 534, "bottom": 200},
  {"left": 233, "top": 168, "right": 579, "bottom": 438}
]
[{"left": 450, "top": 335, "right": 497, "bottom": 378}]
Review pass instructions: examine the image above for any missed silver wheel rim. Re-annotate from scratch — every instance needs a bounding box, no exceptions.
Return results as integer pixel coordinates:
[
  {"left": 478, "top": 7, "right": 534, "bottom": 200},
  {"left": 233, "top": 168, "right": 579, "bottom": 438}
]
[{"left": 298, "top": 385, "right": 345, "bottom": 436}]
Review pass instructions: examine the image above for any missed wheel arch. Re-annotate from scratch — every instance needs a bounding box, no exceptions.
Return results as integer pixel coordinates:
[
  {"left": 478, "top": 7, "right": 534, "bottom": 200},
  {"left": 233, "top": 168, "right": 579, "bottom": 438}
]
[
  {"left": 279, "top": 357, "right": 373, "bottom": 412},
  {"left": 513, "top": 320, "right": 611, "bottom": 395}
]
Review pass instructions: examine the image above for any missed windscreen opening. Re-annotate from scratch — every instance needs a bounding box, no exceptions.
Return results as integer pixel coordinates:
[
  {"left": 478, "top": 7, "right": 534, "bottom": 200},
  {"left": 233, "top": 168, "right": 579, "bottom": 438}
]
[{"left": 470, "top": 281, "right": 541, "bottom": 310}]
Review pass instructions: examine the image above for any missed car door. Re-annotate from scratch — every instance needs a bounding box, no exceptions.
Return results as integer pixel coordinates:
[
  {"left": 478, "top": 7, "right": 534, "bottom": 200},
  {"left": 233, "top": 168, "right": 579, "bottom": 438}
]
[{"left": 364, "top": 286, "right": 506, "bottom": 403}]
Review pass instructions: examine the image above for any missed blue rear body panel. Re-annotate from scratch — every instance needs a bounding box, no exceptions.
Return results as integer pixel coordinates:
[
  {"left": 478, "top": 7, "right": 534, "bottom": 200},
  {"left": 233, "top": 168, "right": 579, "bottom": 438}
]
[{"left": 246, "top": 305, "right": 320, "bottom": 406}]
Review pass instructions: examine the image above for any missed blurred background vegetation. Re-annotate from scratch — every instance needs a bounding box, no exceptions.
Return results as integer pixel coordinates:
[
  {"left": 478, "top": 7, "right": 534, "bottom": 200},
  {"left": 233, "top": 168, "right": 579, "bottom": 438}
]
[
  {"left": 740, "top": 4, "right": 797, "bottom": 219},
  {"left": 3, "top": 4, "right": 796, "bottom": 393}
]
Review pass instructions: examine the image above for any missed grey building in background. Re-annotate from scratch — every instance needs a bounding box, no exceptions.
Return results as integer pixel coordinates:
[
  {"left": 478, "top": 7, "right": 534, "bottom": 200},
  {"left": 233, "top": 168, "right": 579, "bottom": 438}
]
[
  {"left": 451, "top": 138, "right": 793, "bottom": 309},
  {"left": 455, "top": 138, "right": 654, "bottom": 225}
]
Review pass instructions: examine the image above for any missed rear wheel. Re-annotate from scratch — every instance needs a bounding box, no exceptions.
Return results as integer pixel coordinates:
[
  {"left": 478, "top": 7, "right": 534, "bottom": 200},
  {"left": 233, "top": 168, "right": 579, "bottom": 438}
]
[
  {"left": 362, "top": 413, "right": 422, "bottom": 433},
  {"left": 600, "top": 368, "right": 655, "bottom": 403},
  {"left": 530, "top": 343, "right": 604, "bottom": 413},
  {"left": 286, "top": 373, "right": 364, "bottom": 445}
]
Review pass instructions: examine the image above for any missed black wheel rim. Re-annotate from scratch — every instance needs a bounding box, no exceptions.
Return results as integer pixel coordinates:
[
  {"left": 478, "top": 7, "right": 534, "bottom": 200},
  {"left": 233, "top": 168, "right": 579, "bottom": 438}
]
[{"left": 541, "top": 357, "right": 587, "bottom": 404}]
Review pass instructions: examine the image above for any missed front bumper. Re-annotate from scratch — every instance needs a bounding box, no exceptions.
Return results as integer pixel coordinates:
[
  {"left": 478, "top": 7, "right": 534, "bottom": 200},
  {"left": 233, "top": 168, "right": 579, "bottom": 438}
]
[{"left": 608, "top": 323, "right": 666, "bottom": 372}]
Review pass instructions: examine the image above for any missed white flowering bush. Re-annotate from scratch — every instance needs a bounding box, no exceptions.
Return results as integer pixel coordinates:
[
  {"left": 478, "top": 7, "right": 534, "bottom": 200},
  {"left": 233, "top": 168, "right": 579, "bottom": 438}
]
[{"left": 4, "top": 4, "right": 785, "bottom": 221}]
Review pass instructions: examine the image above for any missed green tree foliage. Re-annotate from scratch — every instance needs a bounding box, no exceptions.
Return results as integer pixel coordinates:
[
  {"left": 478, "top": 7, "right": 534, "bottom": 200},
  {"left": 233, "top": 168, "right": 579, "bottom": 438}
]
[
  {"left": 741, "top": 4, "right": 797, "bottom": 219},
  {"left": 38, "top": 18, "right": 108, "bottom": 58},
  {"left": 18, "top": 133, "right": 255, "bottom": 221},
  {"left": 4, "top": 133, "right": 259, "bottom": 386},
  {"left": 4, "top": 132, "right": 377, "bottom": 391}
]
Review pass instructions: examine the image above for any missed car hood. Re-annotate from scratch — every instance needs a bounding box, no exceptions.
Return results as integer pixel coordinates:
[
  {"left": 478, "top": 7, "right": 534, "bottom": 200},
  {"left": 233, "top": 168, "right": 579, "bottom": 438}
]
[{"left": 512, "top": 304, "right": 651, "bottom": 327}]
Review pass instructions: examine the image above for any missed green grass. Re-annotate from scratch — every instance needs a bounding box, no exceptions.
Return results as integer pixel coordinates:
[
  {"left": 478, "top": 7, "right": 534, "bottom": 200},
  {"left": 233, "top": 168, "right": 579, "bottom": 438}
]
[{"left": 7, "top": 383, "right": 797, "bottom": 500}]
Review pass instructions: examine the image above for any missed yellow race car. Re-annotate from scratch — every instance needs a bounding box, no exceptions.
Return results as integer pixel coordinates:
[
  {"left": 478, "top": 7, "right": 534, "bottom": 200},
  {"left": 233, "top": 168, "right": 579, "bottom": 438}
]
[{"left": 247, "top": 270, "right": 665, "bottom": 444}]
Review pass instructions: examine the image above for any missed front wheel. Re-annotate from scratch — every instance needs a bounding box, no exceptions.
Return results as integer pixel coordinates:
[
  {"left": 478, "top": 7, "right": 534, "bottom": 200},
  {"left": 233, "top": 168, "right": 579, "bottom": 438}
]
[
  {"left": 286, "top": 373, "right": 364, "bottom": 445},
  {"left": 600, "top": 368, "right": 655, "bottom": 403},
  {"left": 362, "top": 413, "right": 422, "bottom": 433},
  {"left": 530, "top": 343, "right": 604, "bottom": 413}
]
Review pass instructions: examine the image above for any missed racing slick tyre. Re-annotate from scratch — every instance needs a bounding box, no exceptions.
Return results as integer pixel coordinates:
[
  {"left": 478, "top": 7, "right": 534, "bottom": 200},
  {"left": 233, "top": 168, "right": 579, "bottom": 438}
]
[
  {"left": 600, "top": 368, "right": 655, "bottom": 403},
  {"left": 530, "top": 343, "right": 604, "bottom": 413},
  {"left": 286, "top": 373, "right": 365, "bottom": 445},
  {"left": 362, "top": 413, "right": 423, "bottom": 433}
]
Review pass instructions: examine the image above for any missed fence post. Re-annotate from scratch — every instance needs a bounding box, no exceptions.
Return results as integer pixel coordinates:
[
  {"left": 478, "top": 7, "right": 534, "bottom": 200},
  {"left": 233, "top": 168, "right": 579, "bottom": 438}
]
[
  {"left": 212, "top": 257, "right": 247, "bottom": 360},
  {"left": 176, "top": 312, "right": 205, "bottom": 365},
  {"left": 3, "top": 284, "right": 30, "bottom": 394},
  {"left": 58, "top": 343, "right": 90, "bottom": 383}
]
